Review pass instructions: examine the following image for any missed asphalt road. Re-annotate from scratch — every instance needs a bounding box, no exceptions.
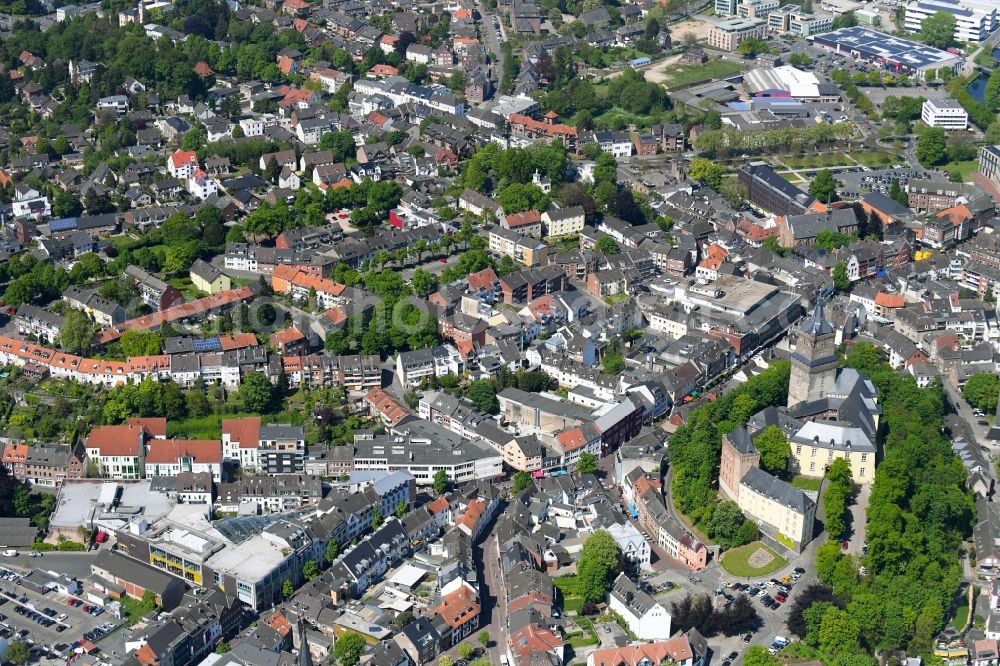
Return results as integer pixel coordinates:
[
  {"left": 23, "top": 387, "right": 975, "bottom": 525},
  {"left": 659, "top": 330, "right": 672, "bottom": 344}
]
[
  {"left": 477, "top": 2, "right": 505, "bottom": 83},
  {"left": 3, "top": 552, "right": 99, "bottom": 580}
]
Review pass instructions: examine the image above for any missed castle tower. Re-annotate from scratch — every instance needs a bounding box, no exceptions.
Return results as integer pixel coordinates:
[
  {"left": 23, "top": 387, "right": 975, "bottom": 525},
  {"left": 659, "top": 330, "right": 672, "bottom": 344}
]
[
  {"left": 719, "top": 426, "right": 759, "bottom": 501},
  {"left": 787, "top": 300, "right": 838, "bottom": 408}
]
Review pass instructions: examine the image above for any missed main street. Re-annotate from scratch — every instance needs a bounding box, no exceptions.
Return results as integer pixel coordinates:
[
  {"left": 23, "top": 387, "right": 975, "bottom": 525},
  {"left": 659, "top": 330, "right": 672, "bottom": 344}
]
[{"left": 477, "top": 2, "right": 505, "bottom": 85}]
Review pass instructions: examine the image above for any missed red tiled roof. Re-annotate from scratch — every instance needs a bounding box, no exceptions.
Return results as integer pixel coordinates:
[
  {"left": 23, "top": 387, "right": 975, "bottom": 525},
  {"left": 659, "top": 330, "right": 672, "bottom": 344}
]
[
  {"left": 874, "top": 292, "right": 904, "bottom": 308},
  {"left": 145, "top": 438, "right": 221, "bottom": 464},
  {"left": 219, "top": 332, "right": 259, "bottom": 350},
  {"left": 433, "top": 583, "right": 480, "bottom": 629},
  {"left": 222, "top": 417, "right": 261, "bottom": 449},
  {"left": 169, "top": 149, "right": 198, "bottom": 169},
  {"left": 467, "top": 267, "right": 500, "bottom": 292},
  {"left": 98, "top": 286, "right": 257, "bottom": 344},
  {"left": 194, "top": 61, "right": 213, "bottom": 77},
  {"left": 270, "top": 326, "right": 306, "bottom": 347},
  {"left": 508, "top": 113, "right": 578, "bottom": 138},
  {"left": 365, "top": 387, "right": 410, "bottom": 426},
  {"left": 86, "top": 424, "right": 145, "bottom": 457},
  {"left": 505, "top": 210, "right": 541, "bottom": 228},
  {"left": 2, "top": 443, "right": 27, "bottom": 464},
  {"left": 127, "top": 417, "right": 166, "bottom": 438}
]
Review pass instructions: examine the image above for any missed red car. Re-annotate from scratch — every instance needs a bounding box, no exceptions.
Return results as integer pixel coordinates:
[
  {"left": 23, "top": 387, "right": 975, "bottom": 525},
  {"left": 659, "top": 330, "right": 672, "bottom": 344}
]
[
  {"left": 841, "top": 540, "right": 849, "bottom": 551},
  {"left": 439, "top": 257, "right": 447, "bottom": 263},
  {"left": 775, "top": 593, "right": 787, "bottom": 602}
]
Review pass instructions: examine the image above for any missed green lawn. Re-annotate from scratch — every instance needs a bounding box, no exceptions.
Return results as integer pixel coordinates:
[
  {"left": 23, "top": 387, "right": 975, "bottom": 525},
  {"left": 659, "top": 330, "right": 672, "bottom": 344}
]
[
  {"left": 662, "top": 59, "right": 743, "bottom": 90},
  {"left": 780, "top": 153, "right": 851, "bottom": 169},
  {"left": 953, "top": 598, "right": 970, "bottom": 629},
  {"left": 553, "top": 575, "right": 586, "bottom": 614},
  {"left": 594, "top": 107, "right": 658, "bottom": 130},
  {"left": 566, "top": 617, "right": 599, "bottom": 647},
  {"left": 791, "top": 475, "right": 823, "bottom": 492},
  {"left": 852, "top": 150, "right": 903, "bottom": 168},
  {"left": 944, "top": 159, "right": 979, "bottom": 183},
  {"left": 720, "top": 542, "right": 788, "bottom": 578}
]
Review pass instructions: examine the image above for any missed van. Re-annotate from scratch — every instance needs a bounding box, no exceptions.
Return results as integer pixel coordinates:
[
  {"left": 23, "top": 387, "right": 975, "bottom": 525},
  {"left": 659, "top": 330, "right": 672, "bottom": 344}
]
[
  {"left": 2, "top": 551, "right": 16, "bottom": 557},
  {"left": 773, "top": 636, "right": 790, "bottom": 647}
]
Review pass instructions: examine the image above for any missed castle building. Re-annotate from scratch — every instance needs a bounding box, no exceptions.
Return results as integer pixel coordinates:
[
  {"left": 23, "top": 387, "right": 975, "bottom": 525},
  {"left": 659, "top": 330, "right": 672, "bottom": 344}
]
[
  {"left": 719, "top": 427, "right": 760, "bottom": 501},
  {"left": 787, "top": 301, "right": 838, "bottom": 408}
]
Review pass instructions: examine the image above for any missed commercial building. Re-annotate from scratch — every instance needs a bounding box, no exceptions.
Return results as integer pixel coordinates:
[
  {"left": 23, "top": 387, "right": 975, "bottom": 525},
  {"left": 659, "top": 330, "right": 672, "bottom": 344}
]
[
  {"left": 809, "top": 26, "right": 962, "bottom": 79},
  {"left": 904, "top": 0, "right": 997, "bottom": 44},
  {"left": 351, "top": 426, "right": 503, "bottom": 484},
  {"left": 921, "top": 99, "right": 969, "bottom": 130},
  {"left": 708, "top": 17, "right": 766, "bottom": 51},
  {"left": 738, "top": 162, "right": 815, "bottom": 216},
  {"left": 767, "top": 5, "right": 834, "bottom": 35}
]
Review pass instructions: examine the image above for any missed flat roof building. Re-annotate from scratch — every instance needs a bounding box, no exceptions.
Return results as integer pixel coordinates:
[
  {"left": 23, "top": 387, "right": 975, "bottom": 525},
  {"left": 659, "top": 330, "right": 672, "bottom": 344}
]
[
  {"left": 809, "top": 26, "right": 962, "bottom": 78},
  {"left": 921, "top": 98, "right": 968, "bottom": 130}
]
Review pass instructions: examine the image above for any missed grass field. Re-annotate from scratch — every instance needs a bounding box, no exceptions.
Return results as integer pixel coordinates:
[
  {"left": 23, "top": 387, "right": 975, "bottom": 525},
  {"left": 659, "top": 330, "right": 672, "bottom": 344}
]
[
  {"left": 780, "top": 153, "right": 851, "bottom": 169},
  {"left": 944, "top": 159, "right": 979, "bottom": 182},
  {"left": 662, "top": 59, "right": 742, "bottom": 90},
  {"left": 594, "top": 107, "right": 658, "bottom": 130},
  {"left": 554, "top": 575, "right": 586, "bottom": 614},
  {"left": 791, "top": 476, "right": 823, "bottom": 492},
  {"left": 852, "top": 150, "right": 903, "bottom": 168},
  {"left": 953, "top": 598, "right": 970, "bottom": 629},
  {"left": 720, "top": 542, "right": 788, "bottom": 578}
]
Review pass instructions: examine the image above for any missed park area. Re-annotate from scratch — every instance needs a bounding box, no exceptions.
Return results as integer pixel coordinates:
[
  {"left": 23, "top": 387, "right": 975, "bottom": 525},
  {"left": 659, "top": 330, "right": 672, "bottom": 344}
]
[{"left": 720, "top": 542, "right": 787, "bottom": 578}]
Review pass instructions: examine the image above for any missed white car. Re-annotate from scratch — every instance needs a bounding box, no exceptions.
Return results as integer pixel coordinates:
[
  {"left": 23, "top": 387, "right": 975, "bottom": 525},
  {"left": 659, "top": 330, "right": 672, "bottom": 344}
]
[{"left": 2, "top": 550, "right": 16, "bottom": 557}]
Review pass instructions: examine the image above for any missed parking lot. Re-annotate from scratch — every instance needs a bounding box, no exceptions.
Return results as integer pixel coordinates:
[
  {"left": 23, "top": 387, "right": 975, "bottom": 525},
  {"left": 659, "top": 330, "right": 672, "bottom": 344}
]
[{"left": 0, "top": 566, "right": 118, "bottom": 662}]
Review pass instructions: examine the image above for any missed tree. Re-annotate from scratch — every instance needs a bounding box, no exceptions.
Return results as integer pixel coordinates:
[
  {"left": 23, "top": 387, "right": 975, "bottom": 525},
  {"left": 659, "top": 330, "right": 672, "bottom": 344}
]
[
  {"left": 889, "top": 179, "right": 908, "bottom": 206},
  {"left": 5, "top": 640, "right": 29, "bottom": 665},
  {"left": 743, "top": 646, "right": 781, "bottom": 666},
  {"left": 916, "top": 126, "right": 947, "bottom": 166},
  {"left": 467, "top": 379, "right": 499, "bottom": 413},
  {"left": 334, "top": 631, "right": 367, "bottom": 666},
  {"left": 53, "top": 189, "right": 83, "bottom": 218},
  {"left": 808, "top": 169, "right": 838, "bottom": 203},
  {"left": 282, "top": 579, "right": 294, "bottom": 598},
  {"left": 458, "top": 643, "right": 474, "bottom": 660},
  {"left": 752, "top": 426, "right": 790, "bottom": 474},
  {"left": 215, "top": 642, "right": 231, "bottom": 654},
  {"left": 411, "top": 268, "right": 438, "bottom": 297},
  {"left": 577, "top": 452, "right": 598, "bottom": 475},
  {"left": 962, "top": 373, "right": 1000, "bottom": 412},
  {"left": 603, "top": 351, "right": 625, "bottom": 374},
  {"left": 832, "top": 261, "right": 850, "bottom": 292},
  {"left": 595, "top": 236, "right": 620, "bottom": 256},
  {"left": 325, "top": 539, "right": 340, "bottom": 564},
  {"left": 736, "top": 37, "right": 769, "bottom": 57},
  {"left": 59, "top": 310, "right": 95, "bottom": 353},
  {"left": 371, "top": 506, "right": 383, "bottom": 529},
  {"left": 576, "top": 530, "right": 621, "bottom": 603},
  {"left": 819, "top": 606, "right": 861, "bottom": 656},
  {"left": 478, "top": 631, "right": 490, "bottom": 647},
  {"left": 303, "top": 560, "right": 319, "bottom": 581},
  {"left": 433, "top": 469, "right": 449, "bottom": 494},
  {"left": 396, "top": 499, "right": 408, "bottom": 518},
  {"left": 239, "top": 371, "right": 275, "bottom": 413},
  {"left": 120, "top": 329, "right": 162, "bottom": 356},
  {"left": 706, "top": 500, "right": 753, "bottom": 549},
  {"left": 439, "top": 658, "right": 454, "bottom": 666},
  {"left": 920, "top": 11, "right": 956, "bottom": 48},
  {"left": 689, "top": 157, "right": 724, "bottom": 189},
  {"left": 512, "top": 470, "right": 533, "bottom": 494}
]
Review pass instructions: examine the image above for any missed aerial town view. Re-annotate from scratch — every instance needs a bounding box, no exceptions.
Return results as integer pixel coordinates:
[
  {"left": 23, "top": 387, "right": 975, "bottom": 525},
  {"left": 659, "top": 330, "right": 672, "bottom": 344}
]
[{"left": 0, "top": 0, "right": 997, "bottom": 663}]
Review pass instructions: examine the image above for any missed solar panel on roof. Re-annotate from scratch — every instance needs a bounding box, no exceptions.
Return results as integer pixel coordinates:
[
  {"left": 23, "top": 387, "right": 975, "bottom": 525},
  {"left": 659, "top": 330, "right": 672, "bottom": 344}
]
[
  {"left": 49, "top": 218, "right": 78, "bottom": 232},
  {"left": 192, "top": 337, "right": 222, "bottom": 352}
]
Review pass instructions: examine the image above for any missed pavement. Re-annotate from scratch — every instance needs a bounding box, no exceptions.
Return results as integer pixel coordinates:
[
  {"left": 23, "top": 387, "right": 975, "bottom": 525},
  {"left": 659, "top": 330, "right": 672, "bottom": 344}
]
[
  {"left": 477, "top": 2, "right": 505, "bottom": 83},
  {"left": 3, "top": 552, "right": 99, "bottom": 580}
]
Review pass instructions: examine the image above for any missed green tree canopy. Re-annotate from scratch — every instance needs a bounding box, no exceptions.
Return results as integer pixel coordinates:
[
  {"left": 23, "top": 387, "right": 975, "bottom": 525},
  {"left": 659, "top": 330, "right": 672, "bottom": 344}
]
[
  {"left": 333, "top": 631, "right": 367, "bottom": 666},
  {"left": 576, "top": 530, "right": 621, "bottom": 602},
  {"left": 752, "top": 426, "right": 791, "bottom": 475},
  {"left": 962, "top": 373, "right": 1000, "bottom": 412},
  {"left": 467, "top": 379, "right": 499, "bottom": 414},
  {"left": 595, "top": 236, "right": 621, "bottom": 256},
  {"left": 512, "top": 470, "right": 533, "bottom": 494},
  {"left": 808, "top": 169, "right": 838, "bottom": 203},
  {"left": 238, "top": 371, "right": 275, "bottom": 413},
  {"left": 577, "top": 451, "right": 598, "bottom": 475},
  {"left": 916, "top": 127, "right": 947, "bottom": 166},
  {"left": 919, "top": 11, "right": 956, "bottom": 48}
]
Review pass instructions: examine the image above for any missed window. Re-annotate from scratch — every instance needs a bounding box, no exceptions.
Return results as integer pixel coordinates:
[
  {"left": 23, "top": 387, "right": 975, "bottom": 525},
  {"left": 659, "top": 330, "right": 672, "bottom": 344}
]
[
  {"left": 861, "top": 453, "right": 867, "bottom": 462},
  {"left": 796, "top": 445, "right": 802, "bottom": 455},
  {"left": 809, "top": 462, "right": 815, "bottom": 471},
  {"left": 859, "top": 468, "right": 865, "bottom": 477},
  {"left": 811, "top": 447, "right": 816, "bottom": 457}
]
